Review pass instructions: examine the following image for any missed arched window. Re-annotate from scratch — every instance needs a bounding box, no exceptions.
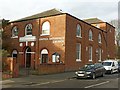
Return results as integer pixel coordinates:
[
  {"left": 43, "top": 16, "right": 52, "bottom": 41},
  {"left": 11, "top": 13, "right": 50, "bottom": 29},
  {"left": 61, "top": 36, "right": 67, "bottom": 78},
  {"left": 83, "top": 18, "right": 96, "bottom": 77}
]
[
  {"left": 76, "top": 24, "right": 82, "bottom": 37},
  {"left": 40, "top": 49, "right": 48, "bottom": 63},
  {"left": 12, "top": 50, "right": 17, "bottom": 58},
  {"left": 89, "top": 29, "right": 93, "bottom": 41},
  {"left": 98, "top": 33, "right": 102, "bottom": 43},
  {"left": 25, "top": 24, "right": 32, "bottom": 36},
  {"left": 12, "top": 26, "right": 18, "bottom": 37},
  {"left": 52, "top": 52, "right": 60, "bottom": 63},
  {"left": 42, "top": 21, "right": 50, "bottom": 35}
]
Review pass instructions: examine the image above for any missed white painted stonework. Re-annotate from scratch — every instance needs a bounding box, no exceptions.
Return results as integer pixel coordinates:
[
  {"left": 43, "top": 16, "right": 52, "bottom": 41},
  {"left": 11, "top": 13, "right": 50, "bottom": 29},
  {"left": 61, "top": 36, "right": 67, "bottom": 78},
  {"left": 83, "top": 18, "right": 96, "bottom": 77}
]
[
  {"left": 31, "top": 42, "right": 34, "bottom": 46},
  {"left": 19, "top": 43, "right": 23, "bottom": 47},
  {"left": 19, "top": 36, "right": 36, "bottom": 42}
]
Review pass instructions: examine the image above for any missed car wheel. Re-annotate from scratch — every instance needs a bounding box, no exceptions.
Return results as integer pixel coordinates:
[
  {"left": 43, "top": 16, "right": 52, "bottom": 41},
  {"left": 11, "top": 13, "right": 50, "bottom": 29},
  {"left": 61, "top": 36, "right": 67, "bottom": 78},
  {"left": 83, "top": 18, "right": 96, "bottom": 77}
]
[
  {"left": 119, "top": 69, "right": 120, "bottom": 73},
  {"left": 110, "top": 69, "right": 113, "bottom": 74},
  {"left": 101, "top": 72, "right": 104, "bottom": 77},
  {"left": 117, "top": 69, "right": 119, "bottom": 73},
  {"left": 92, "top": 73, "right": 96, "bottom": 79},
  {"left": 76, "top": 77, "right": 80, "bottom": 79}
]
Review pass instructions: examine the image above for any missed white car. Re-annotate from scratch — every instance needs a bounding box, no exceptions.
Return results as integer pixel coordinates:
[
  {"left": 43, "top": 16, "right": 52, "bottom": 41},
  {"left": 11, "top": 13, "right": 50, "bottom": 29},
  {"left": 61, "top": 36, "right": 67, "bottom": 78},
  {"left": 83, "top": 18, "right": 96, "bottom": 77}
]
[{"left": 102, "top": 60, "right": 118, "bottom": 74}]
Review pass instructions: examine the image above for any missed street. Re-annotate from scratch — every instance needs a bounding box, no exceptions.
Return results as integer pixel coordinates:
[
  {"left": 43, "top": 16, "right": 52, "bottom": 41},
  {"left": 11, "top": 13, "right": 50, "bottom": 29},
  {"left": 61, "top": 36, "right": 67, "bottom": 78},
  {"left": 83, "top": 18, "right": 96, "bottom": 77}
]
[{"left": 1, "top": 72, "right": 120, "bottom": 89}]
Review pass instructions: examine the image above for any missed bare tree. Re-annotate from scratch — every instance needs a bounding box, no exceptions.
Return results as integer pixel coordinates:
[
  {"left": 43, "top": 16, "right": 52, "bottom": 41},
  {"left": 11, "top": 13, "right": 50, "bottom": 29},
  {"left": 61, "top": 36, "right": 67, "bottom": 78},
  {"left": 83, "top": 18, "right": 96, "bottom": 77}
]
[{"left": 110, "top": 19, "right": 120, "bottom": 59}]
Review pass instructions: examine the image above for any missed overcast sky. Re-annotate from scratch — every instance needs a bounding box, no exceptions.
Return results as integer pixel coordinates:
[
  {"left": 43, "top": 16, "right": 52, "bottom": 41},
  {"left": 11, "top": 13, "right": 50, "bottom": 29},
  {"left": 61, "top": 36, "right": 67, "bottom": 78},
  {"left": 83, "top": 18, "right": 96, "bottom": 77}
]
[{"left": 0, "top": 0, "right": 119, "bottom": 22}]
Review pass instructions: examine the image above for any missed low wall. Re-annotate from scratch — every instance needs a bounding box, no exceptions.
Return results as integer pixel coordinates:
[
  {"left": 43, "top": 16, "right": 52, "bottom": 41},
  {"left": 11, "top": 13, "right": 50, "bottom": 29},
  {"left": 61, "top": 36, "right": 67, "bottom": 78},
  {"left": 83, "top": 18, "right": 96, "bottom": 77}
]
[
  {"left": 38, "top": 64, "right": 65, "bottom": 74},
  {"left": 2, "top": 57, "right": 11, "bottom": 71},
  {"left": 2, "top": 57, "right": 19, "bottom": 79}
]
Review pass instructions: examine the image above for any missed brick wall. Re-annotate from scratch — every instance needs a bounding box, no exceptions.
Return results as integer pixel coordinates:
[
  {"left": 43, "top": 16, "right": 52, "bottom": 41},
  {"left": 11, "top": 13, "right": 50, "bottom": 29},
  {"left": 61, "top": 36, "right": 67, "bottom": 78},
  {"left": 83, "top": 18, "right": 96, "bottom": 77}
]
[
  {"left": 2, "top": 57, "right": 19, "bottom": 79},
  {"left": 65, "top": 14, "right": 108, "bottom": 71},
  {"left": 38, "top": 64, "right": 65, "bottom": 74},
  {"left": 3, "top": 13, "right": 115, "bottom": 74},
  {"left": 106, "top": 24, "right": 116, "bottom": 59}
]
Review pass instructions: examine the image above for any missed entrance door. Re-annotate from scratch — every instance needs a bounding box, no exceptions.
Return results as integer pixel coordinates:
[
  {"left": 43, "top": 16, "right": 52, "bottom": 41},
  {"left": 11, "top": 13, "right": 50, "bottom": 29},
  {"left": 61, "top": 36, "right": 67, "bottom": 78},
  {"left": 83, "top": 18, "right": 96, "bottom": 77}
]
[{"left": 25, "top": 47, "right": 31, "bottom": 68}]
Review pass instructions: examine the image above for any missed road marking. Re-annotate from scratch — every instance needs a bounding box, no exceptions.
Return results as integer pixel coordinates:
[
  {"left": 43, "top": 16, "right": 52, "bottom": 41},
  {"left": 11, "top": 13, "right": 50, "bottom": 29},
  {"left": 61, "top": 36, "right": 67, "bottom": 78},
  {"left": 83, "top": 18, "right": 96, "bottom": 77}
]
[
  {"left": 1, "top": 80, "right": 15, "bottom": 84},
  {"left": 84, "top": 81, "right": 110, "bottom": 88},
  {"left": 26, "top": 82, "right": 50, "bottom": 86},
  {"left": 75, "top": 78, "right": 99, "bottom": 81},
  {"left": 51, "top": 79, "right": 66, "bottom": 83},
  {"left": 26, "top": 79, "right": 66, "bottom": 86}
]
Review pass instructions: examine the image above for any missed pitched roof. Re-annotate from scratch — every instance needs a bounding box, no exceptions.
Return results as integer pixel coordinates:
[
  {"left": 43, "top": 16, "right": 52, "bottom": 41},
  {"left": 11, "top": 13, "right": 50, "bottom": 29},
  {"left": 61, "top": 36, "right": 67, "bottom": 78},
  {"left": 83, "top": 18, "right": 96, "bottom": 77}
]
[
  {"left": 10, "top": 8, "right": 64, "bottom": 22},
  {"left": 83, "top": 18, "right": 104, "bottom": 24}
]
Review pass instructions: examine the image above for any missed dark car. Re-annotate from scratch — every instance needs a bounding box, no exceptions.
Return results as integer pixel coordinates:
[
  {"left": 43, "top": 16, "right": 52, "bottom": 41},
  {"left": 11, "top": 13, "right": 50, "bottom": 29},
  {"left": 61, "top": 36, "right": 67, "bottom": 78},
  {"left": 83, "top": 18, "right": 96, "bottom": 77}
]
[
  {"left": 75, "top": 63, "right": 106, "bottom": 79},
  {"left": 118, "top": 61, "right": 120, "bottom": 72}
]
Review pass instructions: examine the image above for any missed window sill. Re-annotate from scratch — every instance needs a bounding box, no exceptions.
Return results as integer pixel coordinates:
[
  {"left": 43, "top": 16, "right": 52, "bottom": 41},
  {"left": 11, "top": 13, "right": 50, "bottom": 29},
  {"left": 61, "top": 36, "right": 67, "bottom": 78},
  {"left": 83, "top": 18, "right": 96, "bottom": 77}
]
[
  {"left": 40, "top": 63, "right": 65, "bottom": 65},
  {"left": 25, "top": 35, "right": 33, "bottom": 37},
  {"left": 89, "top": 60, "right": 93, "bottom": 62},
  {"left": 76, "top": 59, "right": 81, "bottom": 62},
  {"left": 11, "top": 36, "right": 18, "bottom": 38},
  {"left": 40, "top": 34, "right": 50, "bottom": 36},
  {"left": 98, "top": 60, "right": 101, "bottom": 62},
  {"left": 89, "top": 40, "right": 93, "bottom": 41},
  {"left": 76, "top": 36, "right": 82, "bottom": 39}
]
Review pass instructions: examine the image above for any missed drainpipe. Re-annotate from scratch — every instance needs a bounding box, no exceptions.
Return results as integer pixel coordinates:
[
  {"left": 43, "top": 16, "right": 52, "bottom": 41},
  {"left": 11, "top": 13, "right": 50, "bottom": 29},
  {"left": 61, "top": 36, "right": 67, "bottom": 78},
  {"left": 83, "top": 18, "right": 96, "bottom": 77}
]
[
  {"left": 37, "top": 18, "right": 40, "bottom": 69},
  {"left": 35, "top": 18, "right": 40, "bottom": 70}
]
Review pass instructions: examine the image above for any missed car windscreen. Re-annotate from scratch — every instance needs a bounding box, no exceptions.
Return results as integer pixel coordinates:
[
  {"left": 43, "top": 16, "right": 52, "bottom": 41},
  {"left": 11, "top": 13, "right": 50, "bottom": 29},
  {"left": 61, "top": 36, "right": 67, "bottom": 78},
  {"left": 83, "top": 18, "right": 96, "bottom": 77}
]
[
  {"left": 80, "top": 64, "right": 94, "bottom": 70},
  {"left": 118, "top": 62, "right": 120, "bottom": 66},
  {"left": 102, "top": 62, "right": 112, "bottom": 66}
]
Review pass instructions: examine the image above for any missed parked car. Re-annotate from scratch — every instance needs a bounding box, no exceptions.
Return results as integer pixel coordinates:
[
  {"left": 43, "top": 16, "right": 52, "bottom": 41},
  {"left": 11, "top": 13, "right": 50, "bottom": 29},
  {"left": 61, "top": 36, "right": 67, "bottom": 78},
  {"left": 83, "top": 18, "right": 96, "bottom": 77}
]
[
  {"left": 102, "top": 60, "right": 118, "bottom": 74},
  {"left": 118, "top": 61, "right": 120, "bottom": 72},
  {"left": 75, "top": 63, "right": 105, "bottom": 79}
]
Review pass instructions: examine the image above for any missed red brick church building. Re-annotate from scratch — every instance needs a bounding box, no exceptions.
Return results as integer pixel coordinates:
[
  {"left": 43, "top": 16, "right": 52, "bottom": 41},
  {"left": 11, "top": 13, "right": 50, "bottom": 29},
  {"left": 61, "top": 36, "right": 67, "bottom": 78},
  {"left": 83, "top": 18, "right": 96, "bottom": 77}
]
[{"left": 3, "top": 9, "right": 116, "bottom": 74}]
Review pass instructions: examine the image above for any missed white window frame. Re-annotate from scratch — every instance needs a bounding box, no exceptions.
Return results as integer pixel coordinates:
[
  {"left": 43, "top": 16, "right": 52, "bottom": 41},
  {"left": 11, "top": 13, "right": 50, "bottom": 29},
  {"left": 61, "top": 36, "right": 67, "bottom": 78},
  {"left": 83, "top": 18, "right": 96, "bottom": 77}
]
[
  {"left": 110, "top": 28, "right": 112, "bottom": 33},
  {"left": 40, "top": 49, "right": 48, "bottom": 64},
  {"left": 41, "top": 21, "right": 50, "bottom": 36},
  {"left": 12, "top": 50, "right": 17, "bottom": 58},
  {"left": 76, "top": 24, "right": 82, "bottom": 38},
  {"left": 89, "top": 29, "right": 93, "bottom": 41},
  {"left": 98, "top": 48, "right": 102, "bottom": 62},
  {"left": 12, "top": 26, "right": 18, "bottom": 38},
  {"left": 89, "top": 46, "right": 92, "bottom": 62},
  {"left": 98, "top": 33, "right": 102, "bottom": 44},
  {"left": 76, "top": 43, "right": 81, "bottom": 62},
  {"left": 25, "top": 24, "right": 32, "bottom": 36}
]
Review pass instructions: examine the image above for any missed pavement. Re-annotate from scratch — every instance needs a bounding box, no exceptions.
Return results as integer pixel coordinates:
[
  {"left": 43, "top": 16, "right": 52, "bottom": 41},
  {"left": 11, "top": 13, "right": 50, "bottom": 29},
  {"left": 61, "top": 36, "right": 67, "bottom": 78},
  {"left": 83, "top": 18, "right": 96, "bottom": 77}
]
[
  {"left": 1, "top": 71, "right": 76, "bottom": 88},
  {"left": 1, "top": 71, "right": 119, "bottom": 89}
]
